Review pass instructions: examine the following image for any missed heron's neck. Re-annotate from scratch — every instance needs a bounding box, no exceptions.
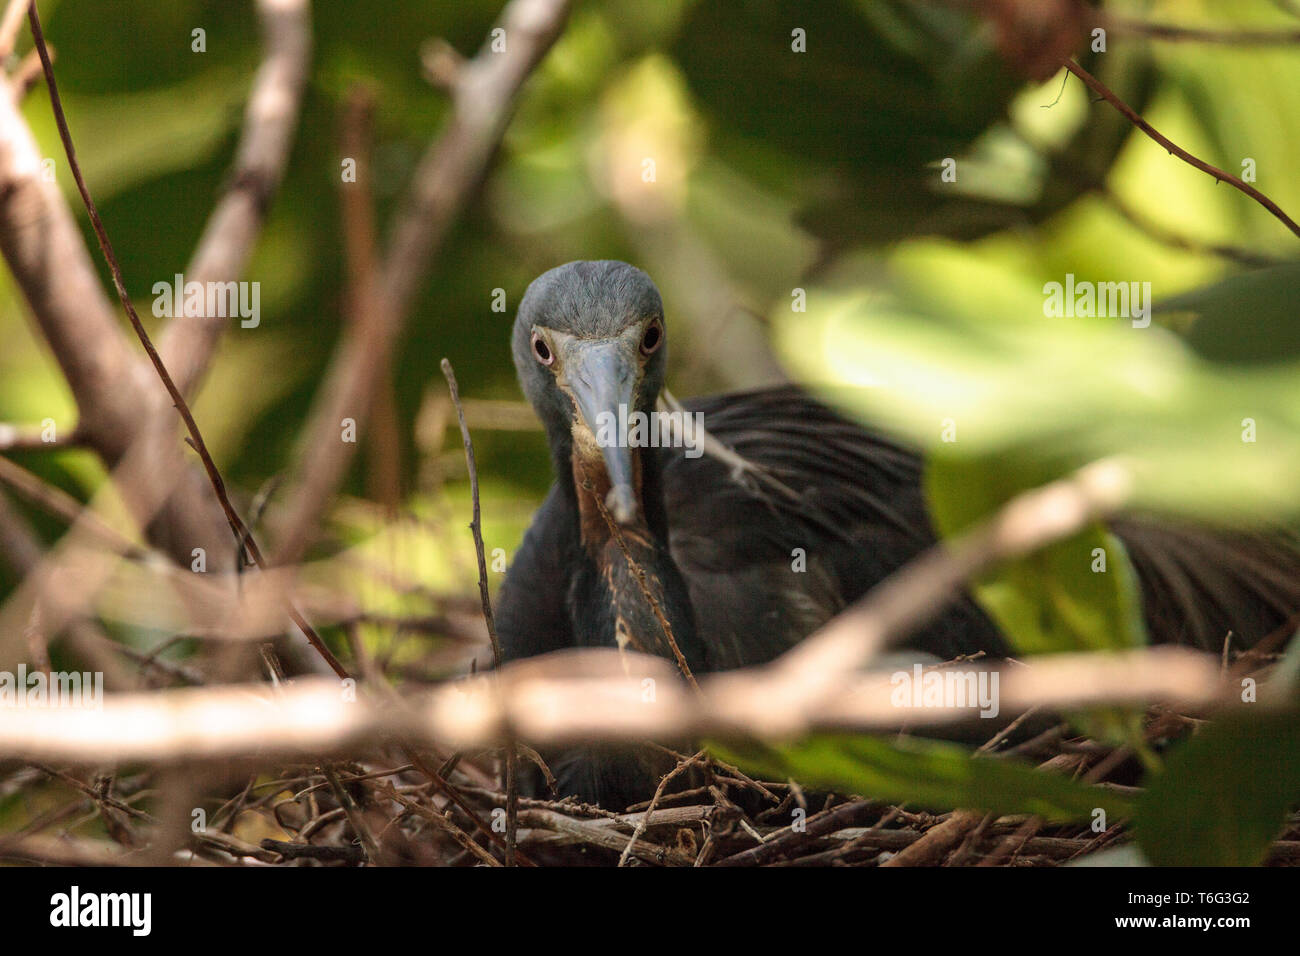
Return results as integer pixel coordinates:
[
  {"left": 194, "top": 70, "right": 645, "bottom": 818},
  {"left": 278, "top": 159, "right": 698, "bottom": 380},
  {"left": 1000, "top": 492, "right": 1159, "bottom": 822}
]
[
  {"left": 553, "top": 440, "right": 704, "bottom": 671},
  {"left": 549, "top": 439, "right": 672, "bottom": 548}
]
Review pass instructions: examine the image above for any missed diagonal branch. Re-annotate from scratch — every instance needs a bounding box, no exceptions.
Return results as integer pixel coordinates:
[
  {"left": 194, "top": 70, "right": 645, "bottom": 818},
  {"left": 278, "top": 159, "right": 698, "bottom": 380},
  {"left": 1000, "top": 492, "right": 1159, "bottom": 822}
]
[
  {"left": 26, "top": 0, "right": 345, "bottom": 679},
  {"left": 271, "top": 0, "right": 572, "bottom": 567},
  {"left": 0, "top": 2, "right": 309, "bottom": 571},
  {"left": 157, "top": 0, "right": 311, "bottom": 398},
  {"left": 1063, "top": 57, "right": 1300, "bottom": 240}
]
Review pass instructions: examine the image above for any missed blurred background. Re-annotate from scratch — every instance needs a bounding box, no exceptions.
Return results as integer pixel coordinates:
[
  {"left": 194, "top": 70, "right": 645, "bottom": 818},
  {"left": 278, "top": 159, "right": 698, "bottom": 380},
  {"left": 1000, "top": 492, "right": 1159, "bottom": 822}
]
[{"left": 3, "top": 0, "right": 1300, "bottom": 676}]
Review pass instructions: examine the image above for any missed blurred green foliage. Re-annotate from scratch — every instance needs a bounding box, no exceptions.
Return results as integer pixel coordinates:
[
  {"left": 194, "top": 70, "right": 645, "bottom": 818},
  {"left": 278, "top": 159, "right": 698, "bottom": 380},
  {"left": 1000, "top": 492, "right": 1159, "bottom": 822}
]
[{"left": 2, "top": 0, "right": 1300, "bottom": 863}]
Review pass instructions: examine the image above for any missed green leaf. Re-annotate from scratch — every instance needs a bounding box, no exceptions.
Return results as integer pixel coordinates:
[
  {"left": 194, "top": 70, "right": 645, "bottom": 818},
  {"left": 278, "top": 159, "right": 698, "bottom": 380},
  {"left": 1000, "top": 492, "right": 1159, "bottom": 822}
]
[
  {"left": 1169, "top": 263, "right": 1300, "bottom": 365},
  {"left": 1135, "top": 712, "right": 1300, "bottom": 866},
  {"left": 926, "top": 455, "right": 1148, "bottom": 654},
  {"left": 710, "top": 734, "right": 1131, "bottom": 823},
  {"left": 778, "top": 285, "right": 1300, "bottom": 524}
]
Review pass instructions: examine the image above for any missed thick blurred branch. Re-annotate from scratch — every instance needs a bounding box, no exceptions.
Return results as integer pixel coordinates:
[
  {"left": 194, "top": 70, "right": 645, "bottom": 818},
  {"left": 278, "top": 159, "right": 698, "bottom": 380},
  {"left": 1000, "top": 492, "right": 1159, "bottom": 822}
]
[
  {"left": 273, "top": 0, "right": 572, "bottom": 566},
  {"left": 0, "top": 459, "right": 1235, "bottom": 766},
  {"left": 0, "top": 0, "right": 26, "bottom": 60},
  {"left": 0, "top": 38, "right": 229, "bottom": 568},
  {"left": 0, "top": 0, "right": 312, "bottom": 573},
  {"left": 0, "top": 421, "right": 81, "bottom": 451},
  {"left": 157, "top": 0, "right": 312, "bottom": 398},
  {"left": 379, "top": 0, "right": 572, "bottom": 321},
  {"left": 0, "top": 646, "right": 1229, "bottom": 765},
  {"left": 1099, "top": 13, "right": 1300, "bottom": 45},
  {"left": 21, "top": 0, "right": 344, "bottom": 678}
]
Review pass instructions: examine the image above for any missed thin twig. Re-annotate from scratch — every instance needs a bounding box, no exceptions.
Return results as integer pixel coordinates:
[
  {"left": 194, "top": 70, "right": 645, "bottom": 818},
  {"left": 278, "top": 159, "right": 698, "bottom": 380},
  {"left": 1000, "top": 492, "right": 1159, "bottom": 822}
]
[
  {"left": 440, "top": 358, "right": 517, "bottom": 866},
  {"left": 1062, "top": 57, "right": 1300, "bottom": 240},
  {"left": 157, "top": 0, "right": 311, "bottom": 398},
  {"left": 272, "top": 0, "right": 572, "bottom": 566},
  {"left": 26, "top": 1, "right": 346, "bottom": 680},
  {"left": 618, "top": 749, "right": 704, "bottom": 866}
]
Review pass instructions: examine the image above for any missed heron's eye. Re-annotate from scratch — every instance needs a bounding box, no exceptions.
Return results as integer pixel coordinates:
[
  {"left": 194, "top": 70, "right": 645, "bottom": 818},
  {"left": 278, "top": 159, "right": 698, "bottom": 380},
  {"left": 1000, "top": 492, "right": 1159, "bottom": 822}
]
[
  {"left": 640, "top": 319, "right": 663, "bottom": 355},
  {"left": 531, "top": 330, "right": 554, "bottom": 366}
]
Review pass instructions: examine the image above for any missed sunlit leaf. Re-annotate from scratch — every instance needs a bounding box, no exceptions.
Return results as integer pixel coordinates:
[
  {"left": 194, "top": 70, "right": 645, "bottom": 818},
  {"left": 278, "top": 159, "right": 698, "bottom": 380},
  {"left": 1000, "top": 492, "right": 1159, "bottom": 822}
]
[{"left": 711, "top": 734, "right": 1132, "bottom": 823}]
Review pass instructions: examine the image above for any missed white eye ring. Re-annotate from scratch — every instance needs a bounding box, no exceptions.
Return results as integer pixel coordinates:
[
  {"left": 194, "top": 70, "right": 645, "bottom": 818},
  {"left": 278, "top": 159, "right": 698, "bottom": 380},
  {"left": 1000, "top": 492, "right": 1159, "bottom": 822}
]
[
  {"left": 531, "top": 330, "right": 554, "bottom": 366},
  {"left": 640, "top": 319, "right": 663, "bottom": 355}
]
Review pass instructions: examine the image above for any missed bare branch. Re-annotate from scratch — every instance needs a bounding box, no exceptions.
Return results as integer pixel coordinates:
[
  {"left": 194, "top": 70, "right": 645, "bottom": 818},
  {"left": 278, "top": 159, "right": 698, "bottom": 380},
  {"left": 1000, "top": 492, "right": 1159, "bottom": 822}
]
[
  {"left": 0, "top": 420, "right": 80, "bottom": 451},
  {"left": 0, "top": 11, "right": 229, "bottom": 568},
  {"left": 157, "top": 0, "right": 312, "bottom": 398},
  {"left": 0, "top": 0, "right": 26, "bottom": 60},
  {"left": 0, "top": 645, "right": 1229, "bottom": 765},
  {"left": 1100, "top": 13, "right": 1300, "bottom": 45},
  {"left": 719, "top": 459, "right": 1135, "bottom": 736},
  {"left": 380, "top": 0, "right": 572, "bottom": 320},
  {"left": 271, "top": 0, "right": 571, "bottom": 566},
  {"left": 1063, "top": 58, "right": 1300, "bottom": 240},
  {"left": 440, "top": 357, "right": 517, "bottom": 865},
  {"left": 25, "top": 1, "right": 344, "bottom": 679}
]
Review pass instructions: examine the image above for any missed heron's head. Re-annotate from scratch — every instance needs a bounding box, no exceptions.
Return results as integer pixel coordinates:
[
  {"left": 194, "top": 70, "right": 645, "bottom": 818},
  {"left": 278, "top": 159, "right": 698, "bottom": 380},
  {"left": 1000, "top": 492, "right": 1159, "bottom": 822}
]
[{"left": 514, "top": 261, "right": 668, "bottom": 526}]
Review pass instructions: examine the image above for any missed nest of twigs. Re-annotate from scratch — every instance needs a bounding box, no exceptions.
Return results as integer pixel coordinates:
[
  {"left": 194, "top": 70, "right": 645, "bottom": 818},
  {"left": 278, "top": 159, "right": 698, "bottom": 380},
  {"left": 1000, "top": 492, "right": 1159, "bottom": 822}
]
[{"left": 5, "top": 699, "right": 1297, "bottom": 868}]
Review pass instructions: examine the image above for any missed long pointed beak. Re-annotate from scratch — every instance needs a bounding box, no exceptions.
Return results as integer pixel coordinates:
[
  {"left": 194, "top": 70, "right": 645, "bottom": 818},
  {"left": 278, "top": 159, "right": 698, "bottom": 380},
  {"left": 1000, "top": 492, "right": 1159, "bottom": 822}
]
[{"left": 563, "top": 338, "right": 640, "bottom": 525}]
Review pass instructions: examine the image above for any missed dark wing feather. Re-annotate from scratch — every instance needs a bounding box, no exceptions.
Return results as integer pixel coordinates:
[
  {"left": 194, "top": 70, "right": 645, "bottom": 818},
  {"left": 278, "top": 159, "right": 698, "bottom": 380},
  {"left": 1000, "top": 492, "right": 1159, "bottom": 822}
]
[
  {"left": 1113, "top": 517, "right": 1300, "bottom": 652},
  {"left": 666, "top": 386, "right": 1300, "bottom": 663},
  {"left": 664, "top": 386, "right": 1006, "bottom": 666}
]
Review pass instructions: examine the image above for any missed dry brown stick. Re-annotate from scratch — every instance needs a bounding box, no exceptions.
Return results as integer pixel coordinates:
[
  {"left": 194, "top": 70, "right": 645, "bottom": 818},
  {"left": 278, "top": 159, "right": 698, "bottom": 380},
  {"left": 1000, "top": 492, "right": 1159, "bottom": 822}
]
[
  {"left": 0, "top": 460, "right": 1229, "bottom": 764},
  {"left": 0, "top": 834, "right": 139, "bottom": 866},
  {"left": 26, "top": 1, "right": 345, "bottom": 680},
  {"left": 517, "top": 807, "right": 695, "bottom": 865},
  {"left": 618, "top": 749, "right": 704, "bottom": 867},
  {"left": 379, "top": 0, "right": 573, "bottom": 322},
  {"left": 0, "top": 0, "right": 26, "bottom": 59},
  {"left": 716, "top": 459, "right": 1134, "bottom": 736},
  {"left": 439, "top": 362, "right": 503, "bottom": 668},
  {"left": 0, "top": 455, "right": 147, "bottom": 560},
  {"left": 1100, "top": 184, "right": 1284, "bottom": 268},
  {"left": 880, "top": 809, "right": 985, "bottom": 867},
  {"left": 396, "top": 742, "right": 534, "bottom": 866},
  {"left": 340, "top": 87, "right": 400, "bottom": 511},
  {"left": 0, "top": 491, "right": 137, "bottom": 690},
  {"left": 260, "top": 839, "right": 365, "bottom": 864},
  {"left": 9, "top": 45, "right": 45, "bottom": 98},
  {"left": 379, "top": 782, "right": 501, "bottom": 867},
  {"left": 0, "top": 40, "right": 228, "bottom": 571},
  {"left": 1040, "top": 130, "right": 1287, "bottom": 267},
  {"left": 0, "top": 422, "right": 82, "bottom": 452},
  {"left": 1062, "top": 57, "right": 1300, "bottom": 240},
  {"left": 0, "top": 641, "right": 1229, "bottom": 764},
  {"left": 976, "top": 814, "right": 1043, "bottom": 867},
  {"left": 320, "top": 763, "right": 380, "bottom": 864},
  {"left": 713, "top": 799, "right": 879, "bottom": 867},
  {"left": 440, "top": 357, "right": 517, "bottom": 866}
]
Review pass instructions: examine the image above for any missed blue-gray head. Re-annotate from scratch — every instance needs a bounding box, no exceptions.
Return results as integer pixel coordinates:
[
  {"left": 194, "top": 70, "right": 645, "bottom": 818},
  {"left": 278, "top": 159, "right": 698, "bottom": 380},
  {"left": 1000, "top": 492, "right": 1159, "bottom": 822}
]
[{"left": 513, "top": 261, "right": 668, "bottom": 525}]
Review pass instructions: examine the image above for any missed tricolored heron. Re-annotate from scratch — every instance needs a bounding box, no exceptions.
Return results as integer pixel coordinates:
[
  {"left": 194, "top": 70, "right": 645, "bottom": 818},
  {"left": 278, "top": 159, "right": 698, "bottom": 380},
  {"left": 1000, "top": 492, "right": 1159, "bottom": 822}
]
[{"left": 497, "top": 260, "right": 1300, "bottom": 808}]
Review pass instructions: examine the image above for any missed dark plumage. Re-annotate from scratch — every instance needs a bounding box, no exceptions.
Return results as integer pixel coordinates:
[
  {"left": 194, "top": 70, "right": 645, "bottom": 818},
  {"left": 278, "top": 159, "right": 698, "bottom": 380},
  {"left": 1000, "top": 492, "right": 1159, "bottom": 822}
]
[{"left": 497, "top": 260, "right": 1300, "bottom": 808}]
